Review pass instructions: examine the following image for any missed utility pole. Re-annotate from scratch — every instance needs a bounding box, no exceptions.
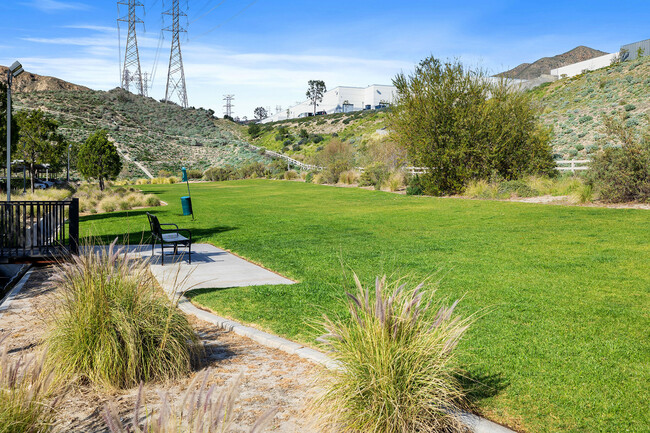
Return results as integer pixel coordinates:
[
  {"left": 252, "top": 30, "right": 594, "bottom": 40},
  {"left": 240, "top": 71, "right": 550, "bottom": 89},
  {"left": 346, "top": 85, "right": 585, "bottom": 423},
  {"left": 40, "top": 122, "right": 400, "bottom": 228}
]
[
  {"left": 223, "top": 94, "right": 234, "bottom": 118},
  {"left": 163, "top": 0, "right": 188, "bottom": 108},
  {"left": 117, "top": 0, "right": 145, "bottom": 96}
]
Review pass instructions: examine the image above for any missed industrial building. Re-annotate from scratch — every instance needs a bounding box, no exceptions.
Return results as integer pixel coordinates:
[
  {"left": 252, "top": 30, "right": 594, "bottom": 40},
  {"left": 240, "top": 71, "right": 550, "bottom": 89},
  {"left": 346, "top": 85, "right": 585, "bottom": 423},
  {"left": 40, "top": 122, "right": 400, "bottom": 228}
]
[{"left": 261, "top": 84, "right": 397, "bottom": 123}]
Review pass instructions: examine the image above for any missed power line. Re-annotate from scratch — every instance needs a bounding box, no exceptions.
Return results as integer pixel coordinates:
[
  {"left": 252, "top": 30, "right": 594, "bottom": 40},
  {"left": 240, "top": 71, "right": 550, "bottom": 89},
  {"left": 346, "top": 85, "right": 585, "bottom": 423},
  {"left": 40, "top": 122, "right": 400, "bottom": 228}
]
[
  {"left": 189, "top": 0, "right": 227, "bottom": 24},
  {"left": 192, "top": 0, "right": 259, "bottom": 41}
]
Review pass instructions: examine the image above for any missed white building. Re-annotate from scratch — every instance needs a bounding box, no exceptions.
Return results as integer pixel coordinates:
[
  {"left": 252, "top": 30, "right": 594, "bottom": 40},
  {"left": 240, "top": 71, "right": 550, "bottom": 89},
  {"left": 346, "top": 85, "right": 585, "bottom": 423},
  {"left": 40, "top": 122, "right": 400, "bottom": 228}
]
[
  {"left": 262, "top": 84, "right": 397, "bottom": 123},
  {"left": 550, "top": 53, "right": 618, "bottom": 79}
]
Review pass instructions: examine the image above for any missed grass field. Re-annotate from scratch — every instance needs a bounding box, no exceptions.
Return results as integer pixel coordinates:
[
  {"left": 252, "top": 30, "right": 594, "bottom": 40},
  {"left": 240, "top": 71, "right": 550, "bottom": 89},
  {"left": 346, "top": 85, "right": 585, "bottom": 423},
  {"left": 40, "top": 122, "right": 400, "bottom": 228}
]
[{"left": 81, "top": 180, "right": 649, "bottom": 433}]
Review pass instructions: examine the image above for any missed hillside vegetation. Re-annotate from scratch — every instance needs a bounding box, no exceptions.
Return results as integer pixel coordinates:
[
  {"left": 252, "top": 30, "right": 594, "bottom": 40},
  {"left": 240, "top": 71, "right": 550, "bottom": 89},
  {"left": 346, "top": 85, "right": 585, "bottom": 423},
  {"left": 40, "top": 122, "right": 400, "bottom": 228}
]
[
  {"left": 14, "top": 88, "right": 265, "bottom": 178},
  {"left": 255, "top": 55, "right": 650, "bottom": 165},
  {"left": 530, "top": 54, "right": 650, "bottom": 160}
]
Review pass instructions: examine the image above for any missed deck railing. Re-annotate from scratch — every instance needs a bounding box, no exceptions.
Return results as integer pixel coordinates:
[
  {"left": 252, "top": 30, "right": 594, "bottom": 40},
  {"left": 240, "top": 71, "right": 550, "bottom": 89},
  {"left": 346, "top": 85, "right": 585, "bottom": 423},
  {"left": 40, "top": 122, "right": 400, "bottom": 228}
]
[{"left": 0, "top": 198, "right": 79, "bottom": 261}]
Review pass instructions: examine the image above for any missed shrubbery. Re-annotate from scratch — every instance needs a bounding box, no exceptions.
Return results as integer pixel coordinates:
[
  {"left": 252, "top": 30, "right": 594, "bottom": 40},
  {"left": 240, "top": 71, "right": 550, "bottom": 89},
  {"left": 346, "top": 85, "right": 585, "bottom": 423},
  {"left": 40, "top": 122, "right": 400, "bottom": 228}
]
[
  {"left": 390, "top": 57, "right": 555, "bottom": 195},
  {"left": 588, "top": 115, "right": 650, "bottom": 202}
]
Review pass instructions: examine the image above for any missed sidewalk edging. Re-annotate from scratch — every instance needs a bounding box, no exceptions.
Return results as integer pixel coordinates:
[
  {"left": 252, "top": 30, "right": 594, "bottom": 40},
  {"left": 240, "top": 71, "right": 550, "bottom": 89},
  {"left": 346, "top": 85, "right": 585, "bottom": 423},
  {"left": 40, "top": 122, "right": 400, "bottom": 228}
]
[
  {"left": 177, "top": 296, "right": 517, "bottom": 433},
  {"left": 0, "top": 266, "right": 34, "bottom": 321}
]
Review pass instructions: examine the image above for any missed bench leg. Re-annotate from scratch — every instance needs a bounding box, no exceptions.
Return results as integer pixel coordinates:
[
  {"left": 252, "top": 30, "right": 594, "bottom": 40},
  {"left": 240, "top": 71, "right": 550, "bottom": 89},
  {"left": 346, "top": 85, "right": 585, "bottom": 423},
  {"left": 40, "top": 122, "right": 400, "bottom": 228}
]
[
  {"left": 188, "top": 243, "right": 191, "bottom": 264},
  {"left": 160, "top": 243, "right": 164, "bottom": 266}
]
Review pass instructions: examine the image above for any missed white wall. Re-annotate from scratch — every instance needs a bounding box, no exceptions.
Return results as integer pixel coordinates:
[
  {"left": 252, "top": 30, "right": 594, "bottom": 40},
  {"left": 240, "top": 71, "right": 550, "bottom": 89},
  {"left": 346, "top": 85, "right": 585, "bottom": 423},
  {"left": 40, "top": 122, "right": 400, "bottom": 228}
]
[{"left": 551, "top": 53, "right": 618, "bottom": 78}]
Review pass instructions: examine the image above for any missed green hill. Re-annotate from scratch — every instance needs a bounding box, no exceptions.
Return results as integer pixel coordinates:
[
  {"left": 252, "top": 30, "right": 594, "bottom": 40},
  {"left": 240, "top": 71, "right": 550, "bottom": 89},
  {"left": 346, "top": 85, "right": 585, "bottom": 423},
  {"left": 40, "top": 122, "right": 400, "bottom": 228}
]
[
  {"left": 530, "top": 54, "right": 650, "bottom": 159},
  {"left": 14, "top": 88, "right": 266, "bottom": 178}
]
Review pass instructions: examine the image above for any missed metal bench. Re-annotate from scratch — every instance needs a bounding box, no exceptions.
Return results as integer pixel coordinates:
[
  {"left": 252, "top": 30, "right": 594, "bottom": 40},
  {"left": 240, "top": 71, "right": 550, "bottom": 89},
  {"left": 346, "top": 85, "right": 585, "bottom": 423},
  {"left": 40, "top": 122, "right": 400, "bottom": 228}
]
[{"left": 146, "top": 212, "right": 192, "bottom": 265}]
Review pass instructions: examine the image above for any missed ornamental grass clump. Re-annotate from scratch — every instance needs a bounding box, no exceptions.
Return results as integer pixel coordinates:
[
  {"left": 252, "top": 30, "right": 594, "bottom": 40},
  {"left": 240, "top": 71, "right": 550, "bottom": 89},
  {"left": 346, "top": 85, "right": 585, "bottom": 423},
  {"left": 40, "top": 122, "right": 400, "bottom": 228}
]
[
  {"left": 46, "top": 240, "right": 201, "bottom": 389},
  {"left": 315, "top": 275, "right": 471, "bottom": 433},
  {"left": 103, "top": 370, "right": 277, "bottom": 433},
  {"left": 0, "top": 335, "right": 59, "bottom": 433}
]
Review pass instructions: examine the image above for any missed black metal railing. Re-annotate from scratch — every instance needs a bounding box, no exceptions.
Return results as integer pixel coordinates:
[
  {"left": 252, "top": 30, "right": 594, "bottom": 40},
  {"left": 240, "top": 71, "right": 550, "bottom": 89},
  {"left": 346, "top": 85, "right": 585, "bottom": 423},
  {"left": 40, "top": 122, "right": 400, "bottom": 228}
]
[{"left": 0, "top": 198, "right": 79, "bottom": 261}]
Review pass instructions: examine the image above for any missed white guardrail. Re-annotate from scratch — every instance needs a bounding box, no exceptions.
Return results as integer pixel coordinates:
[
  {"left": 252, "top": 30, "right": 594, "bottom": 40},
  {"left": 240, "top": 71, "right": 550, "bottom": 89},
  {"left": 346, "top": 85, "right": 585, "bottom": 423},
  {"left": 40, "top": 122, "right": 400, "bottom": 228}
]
[{"left": 248, "top": 144, "right": 590, "bottom": 174}]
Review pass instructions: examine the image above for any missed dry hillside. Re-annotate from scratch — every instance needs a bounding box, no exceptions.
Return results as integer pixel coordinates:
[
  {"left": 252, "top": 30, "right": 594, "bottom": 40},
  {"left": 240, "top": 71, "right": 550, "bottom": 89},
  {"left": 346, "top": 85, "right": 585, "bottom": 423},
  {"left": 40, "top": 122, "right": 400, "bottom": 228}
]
[{"left": 498, "top": 46, "right": 608, "bottom": 80}]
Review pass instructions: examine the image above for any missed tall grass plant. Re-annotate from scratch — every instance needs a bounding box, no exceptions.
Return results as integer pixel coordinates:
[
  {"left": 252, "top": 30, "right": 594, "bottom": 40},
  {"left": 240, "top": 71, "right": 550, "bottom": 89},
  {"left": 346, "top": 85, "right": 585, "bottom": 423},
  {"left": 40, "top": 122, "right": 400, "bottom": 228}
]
[
  {"left": 46, "top": 240, "right": 201, "bottom": 389},
  {"left": 314, "top": 275, "right": 471, "bottom": 433}
]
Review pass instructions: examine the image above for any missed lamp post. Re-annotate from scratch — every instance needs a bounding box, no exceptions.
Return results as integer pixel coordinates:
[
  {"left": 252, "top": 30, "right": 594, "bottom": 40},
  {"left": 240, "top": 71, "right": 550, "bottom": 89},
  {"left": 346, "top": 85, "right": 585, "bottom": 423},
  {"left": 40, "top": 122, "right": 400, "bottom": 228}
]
[
  {"left": 6, "top": 61, "right": 24, "bottom": 202},
  {"left": 67, "top": 144, "right": 72, "bottom": 183}
]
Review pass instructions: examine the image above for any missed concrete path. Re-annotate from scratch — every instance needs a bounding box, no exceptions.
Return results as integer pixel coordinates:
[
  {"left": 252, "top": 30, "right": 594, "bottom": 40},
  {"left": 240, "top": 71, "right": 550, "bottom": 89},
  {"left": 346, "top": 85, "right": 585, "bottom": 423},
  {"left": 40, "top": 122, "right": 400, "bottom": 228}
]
[{"left": 117, "top": 243, "right": 295, "bottom": 296}]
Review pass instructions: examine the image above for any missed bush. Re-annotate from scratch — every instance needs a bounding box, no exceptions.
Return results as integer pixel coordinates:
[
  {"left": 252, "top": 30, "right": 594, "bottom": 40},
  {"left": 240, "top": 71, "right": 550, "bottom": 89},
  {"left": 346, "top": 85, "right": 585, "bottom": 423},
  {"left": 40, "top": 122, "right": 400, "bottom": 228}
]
[
  {"left": 338, "top": 170, "right": 359, "bottom": 184},
  {"left": 406, "top": 174, "right": 424, "bottom": 196},
  {"left": 99, "top": 197, "right": 118, "bottom": 213},
  {"left": 186, "top": 169, "right": 203, "bottom": 179},
  {"left": 283, "top": 170, "right": 299, "bottom": 180},
  {"left": 314, "top": 275, "right": 470, "bottom": 433},
  {"left": 588, "top": 115, "right": 650, "bottom": 202},
  {"left": 145, "top": 194, "right": 161, "bottom": 207},
  {"left": 359, "top": 163, "right": 389, "bottom": 190},
  {"left": 0, "top": 336, "right": 58, "bottom": 433},
  {"left": 46, "top": 241, "right": 201, "bottom": 388},
  {"left": 204, "top": 165, "right": 235, "bottom": 182},
  {"left": 390, "top": 57, "right": 555, "bottom": 195},
  {"left": 248, "top": 123, "right": 261, "bottom": 138}
]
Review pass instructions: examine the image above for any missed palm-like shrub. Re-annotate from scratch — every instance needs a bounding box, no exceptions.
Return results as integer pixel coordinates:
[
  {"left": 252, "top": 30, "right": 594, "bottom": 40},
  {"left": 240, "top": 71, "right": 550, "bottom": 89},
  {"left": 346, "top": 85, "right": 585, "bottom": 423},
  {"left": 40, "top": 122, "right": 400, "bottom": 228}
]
[
  {"left": 0, "top": 335, "right": 58, "bottom": 433},
  {"left": 46, "top": 241, "right": 201, "bottom": 388},
  {"left": 315, "top": 275, "right": 471, "bottom": 433}
]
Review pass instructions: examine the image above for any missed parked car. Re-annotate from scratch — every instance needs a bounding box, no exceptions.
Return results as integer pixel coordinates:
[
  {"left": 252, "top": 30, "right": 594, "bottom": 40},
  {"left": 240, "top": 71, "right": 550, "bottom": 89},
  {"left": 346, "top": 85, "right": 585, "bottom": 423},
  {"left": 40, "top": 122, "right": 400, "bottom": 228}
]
[{"left": 315, "top": 111, "right": 327, "bottom": 116}]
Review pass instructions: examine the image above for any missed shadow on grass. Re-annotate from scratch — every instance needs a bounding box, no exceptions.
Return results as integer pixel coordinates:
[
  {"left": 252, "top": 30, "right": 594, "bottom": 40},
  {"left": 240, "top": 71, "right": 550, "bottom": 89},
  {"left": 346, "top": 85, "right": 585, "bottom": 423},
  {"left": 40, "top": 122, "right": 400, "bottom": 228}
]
[{"left": 457, "top": 369, "right": 510, "bottom": 408}]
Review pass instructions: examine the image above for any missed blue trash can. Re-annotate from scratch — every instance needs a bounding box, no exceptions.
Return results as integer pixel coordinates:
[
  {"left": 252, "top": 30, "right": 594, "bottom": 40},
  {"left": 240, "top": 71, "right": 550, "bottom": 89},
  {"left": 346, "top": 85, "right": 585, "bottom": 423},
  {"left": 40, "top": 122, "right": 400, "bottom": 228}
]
[{"left": 181, "top": 196, "right": 193, "bottom": 216}]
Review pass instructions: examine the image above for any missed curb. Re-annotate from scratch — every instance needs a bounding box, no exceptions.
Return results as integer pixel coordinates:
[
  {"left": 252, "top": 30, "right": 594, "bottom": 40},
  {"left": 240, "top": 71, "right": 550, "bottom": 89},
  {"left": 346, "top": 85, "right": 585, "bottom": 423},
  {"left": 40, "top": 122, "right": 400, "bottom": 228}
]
[
  {"left": 0, "top": 266, "right": 34, "bottom": 321},
  {"left": 178, "top": 297, "right": 516, "bottom": 433}
]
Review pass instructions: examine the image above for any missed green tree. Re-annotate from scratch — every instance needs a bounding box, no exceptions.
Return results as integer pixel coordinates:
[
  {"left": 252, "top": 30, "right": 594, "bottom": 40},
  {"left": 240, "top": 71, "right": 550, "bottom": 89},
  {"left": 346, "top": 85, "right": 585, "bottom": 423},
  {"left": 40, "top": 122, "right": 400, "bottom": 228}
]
[
  {"left": 247, "top": 123, "right": 261, "bottom": 138},
  {"left": 306, "top": 80, "right": 326, "bottom": 115},
  {"left": 253, "top": 107, "right": 268, "bottom": 120},
  {"left": 389, "top": 56, "right": 554, "bottom": 195},
  {"left": 14, "top": 109, "right": 67, "bottom": 192},
  {"left": 77, "top": 130, "right": 122, "bottom": 191}
]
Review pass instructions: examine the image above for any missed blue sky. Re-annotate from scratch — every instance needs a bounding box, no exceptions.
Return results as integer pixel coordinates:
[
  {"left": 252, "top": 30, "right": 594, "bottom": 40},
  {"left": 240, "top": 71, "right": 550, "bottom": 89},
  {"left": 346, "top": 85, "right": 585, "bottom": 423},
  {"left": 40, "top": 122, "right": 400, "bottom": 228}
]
[{"left": 1, "top": 0, "right": 648, "bottom": 118}]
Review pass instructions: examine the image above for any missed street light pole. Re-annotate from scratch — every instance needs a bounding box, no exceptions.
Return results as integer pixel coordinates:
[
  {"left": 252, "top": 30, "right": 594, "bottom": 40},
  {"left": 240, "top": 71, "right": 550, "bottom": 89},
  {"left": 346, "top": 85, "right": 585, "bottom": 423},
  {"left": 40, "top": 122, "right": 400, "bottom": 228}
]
[
  {"left": 6, "top": 61, "right": 24, "bottom": 202},
  {"left": 6, "top": 71, "right": 11, "bottom": 201}
]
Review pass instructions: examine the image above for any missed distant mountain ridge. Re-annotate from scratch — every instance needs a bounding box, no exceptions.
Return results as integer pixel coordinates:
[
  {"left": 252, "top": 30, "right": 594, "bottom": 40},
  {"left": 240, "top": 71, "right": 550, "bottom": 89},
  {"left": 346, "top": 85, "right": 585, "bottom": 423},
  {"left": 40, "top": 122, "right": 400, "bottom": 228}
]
[
  {"left": 497, "top": 46, "right": 608, "bottom": 80},
  {"left": 0, "top": 65, "right": 89, "bottom": 92}
]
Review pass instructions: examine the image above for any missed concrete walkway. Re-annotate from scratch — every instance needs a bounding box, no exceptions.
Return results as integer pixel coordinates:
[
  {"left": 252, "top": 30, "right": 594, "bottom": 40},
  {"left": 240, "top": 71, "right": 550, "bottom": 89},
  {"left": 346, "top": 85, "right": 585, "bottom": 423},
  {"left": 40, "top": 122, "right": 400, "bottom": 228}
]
[{"left": 119, "top": 243, "right": 294, "bottom": 296}]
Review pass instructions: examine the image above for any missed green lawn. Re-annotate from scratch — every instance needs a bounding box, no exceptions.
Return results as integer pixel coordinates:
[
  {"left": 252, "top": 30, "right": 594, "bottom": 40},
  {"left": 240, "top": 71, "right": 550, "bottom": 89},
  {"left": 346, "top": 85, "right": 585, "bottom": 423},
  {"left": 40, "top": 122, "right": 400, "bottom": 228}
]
[{"left": 82, "top": 180, "right": 649, "bottom": 433}]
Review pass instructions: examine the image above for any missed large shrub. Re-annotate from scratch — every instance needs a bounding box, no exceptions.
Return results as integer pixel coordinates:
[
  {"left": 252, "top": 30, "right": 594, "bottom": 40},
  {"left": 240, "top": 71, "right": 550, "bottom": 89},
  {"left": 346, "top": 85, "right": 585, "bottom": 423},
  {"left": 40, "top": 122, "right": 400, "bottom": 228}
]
[
  {"left": 46, "top": 241, "right": 200, "bottom": 388},
  {"left": 314, "top": 275, "right": 471, "bottom": 433},
  {"left": 389, "top": 57, "right": 555, "bottom": 195},
  {"left": 588, "top": 115, "right": 650, "bottom": 202}
]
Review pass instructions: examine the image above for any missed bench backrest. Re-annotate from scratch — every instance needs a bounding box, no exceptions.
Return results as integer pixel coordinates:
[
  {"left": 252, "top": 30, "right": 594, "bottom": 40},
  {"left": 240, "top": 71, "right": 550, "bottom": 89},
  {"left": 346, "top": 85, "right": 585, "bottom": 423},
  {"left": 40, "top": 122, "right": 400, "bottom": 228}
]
[{"left": 146, "top": 212, "right": 162, "bottom": 239}]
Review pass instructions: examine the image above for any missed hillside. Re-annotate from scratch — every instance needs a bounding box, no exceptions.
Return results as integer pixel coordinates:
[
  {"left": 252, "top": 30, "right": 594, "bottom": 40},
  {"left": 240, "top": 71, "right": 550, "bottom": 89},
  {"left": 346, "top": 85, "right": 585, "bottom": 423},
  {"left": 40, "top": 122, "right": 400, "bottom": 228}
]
[
  {"left": 498, "top": 46, "right": 607, "bottom": 80},
  {"left": 13, "top": 87, "right": 265, "bottom": 178},
  {"left": 530, "top": 54, "right": 650, "bottom": 159},
  {"left": 0, "top": 65, "right": 89, "bottom": 92}
]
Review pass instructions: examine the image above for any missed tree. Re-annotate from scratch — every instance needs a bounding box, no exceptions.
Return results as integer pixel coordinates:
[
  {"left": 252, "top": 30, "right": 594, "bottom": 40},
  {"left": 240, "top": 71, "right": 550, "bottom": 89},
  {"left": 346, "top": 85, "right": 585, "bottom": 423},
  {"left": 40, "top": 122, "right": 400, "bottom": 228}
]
[
  {"left": 77, "top": 130, "right": 122, "bottom": 191},
  {"left": 306, "top": 80, "right": 326, "bottom": 115},
  {"left": 14, "top": 109, "right": 67, "bottom": 193},
  {"left": 248, "top": 123, "right": 261, "bottom": 138},
  {"left": 389, "top": 56, "right": 555, "bottom": 195},
  {"left": 253, "top": 107, "right": 268, "bottom": 120}
]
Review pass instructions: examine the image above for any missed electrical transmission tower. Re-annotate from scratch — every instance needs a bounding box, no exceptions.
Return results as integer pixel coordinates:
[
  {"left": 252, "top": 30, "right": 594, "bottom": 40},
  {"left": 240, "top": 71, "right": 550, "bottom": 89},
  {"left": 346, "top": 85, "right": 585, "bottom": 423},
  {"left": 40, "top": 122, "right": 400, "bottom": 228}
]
[
  {"left": 223, "top": 94, "right": 234, "bottom": 117},
  {"left": 163, "top": 0, "right": 188, "bottom": 108},
  {"left": 118, "top": 0, "right": 145, "bottom": 95}
]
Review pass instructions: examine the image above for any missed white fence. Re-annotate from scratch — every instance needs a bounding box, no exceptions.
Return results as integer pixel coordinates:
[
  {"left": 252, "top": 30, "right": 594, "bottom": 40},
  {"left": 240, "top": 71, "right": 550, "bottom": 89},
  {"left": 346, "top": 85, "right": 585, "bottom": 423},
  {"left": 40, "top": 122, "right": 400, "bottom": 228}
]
[{"left": 249, "top": 144, "right": 590, "bottom": 174}]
